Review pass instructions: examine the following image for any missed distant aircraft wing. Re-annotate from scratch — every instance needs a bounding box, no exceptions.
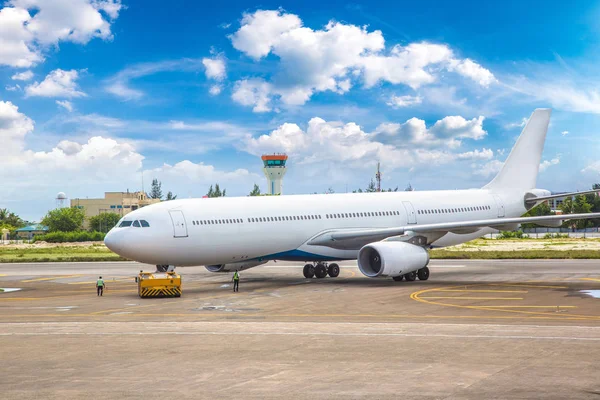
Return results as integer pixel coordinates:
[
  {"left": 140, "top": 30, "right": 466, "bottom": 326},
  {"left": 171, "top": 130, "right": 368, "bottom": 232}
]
[{"left": 308, "top": 212, "right": 600, "bottom": 249}]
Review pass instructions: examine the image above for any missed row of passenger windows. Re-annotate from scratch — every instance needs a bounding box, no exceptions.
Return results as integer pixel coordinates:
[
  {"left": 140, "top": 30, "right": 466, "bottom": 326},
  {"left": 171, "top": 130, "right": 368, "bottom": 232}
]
[
  {"left": 192, "top": 219, "right": 243, "bottom": 225},
  {"left": 187, "top": 206, "right": 491, "bottom": 226},
  {"left": 418, "top": 205, "right": 491, "bottom": 215},
  {"left": 119, "top": 220, "right": 150, "bottom": 228},
  {"left": 326, "top": 211, "right": 399, "bottom": 218}
]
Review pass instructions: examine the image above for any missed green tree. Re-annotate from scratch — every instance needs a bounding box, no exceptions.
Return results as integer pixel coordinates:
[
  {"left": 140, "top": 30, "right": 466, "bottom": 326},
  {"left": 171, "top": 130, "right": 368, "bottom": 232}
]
[
  {"left": 0, "top": 208, "right": 25, "bottom": 228},
  {"left": 521, "top": 202, "right": 553, "bottom": 229},
  {"left": 249, "top": 184, "right": 261, "bottom": 196},
  {"left": 561, "top": 195, "right": 592, "bottom": 229},
  {"left": 165, "top": 191, "right": 178, "bottom": 201},
  {"left": 149, "top": 178, "right": 163, "bottom": 200},
  {"left": 88, "top": 213, "right": 121, "bottom": 233},
  {"left": 207, "top": 183, "right": 226, "bottom": 197},
  {"left": 41, "top": 207, "right": 85, "bottom": 232}
]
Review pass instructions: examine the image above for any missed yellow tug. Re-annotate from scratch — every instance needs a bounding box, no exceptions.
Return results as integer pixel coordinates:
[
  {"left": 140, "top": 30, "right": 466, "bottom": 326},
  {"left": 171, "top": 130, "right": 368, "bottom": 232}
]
[{"left": 136, "top": 271, "right": 182, "bottom": 298}]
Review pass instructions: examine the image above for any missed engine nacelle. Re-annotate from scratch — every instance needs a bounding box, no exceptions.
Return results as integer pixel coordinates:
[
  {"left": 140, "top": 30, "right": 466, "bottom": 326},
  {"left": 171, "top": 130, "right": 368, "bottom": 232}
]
[
  {"left": 205, "top": 260, "right": 267, "bottom": 273},
  {"left": 358, "top": 241, "right": 429, "bottom": 278}
]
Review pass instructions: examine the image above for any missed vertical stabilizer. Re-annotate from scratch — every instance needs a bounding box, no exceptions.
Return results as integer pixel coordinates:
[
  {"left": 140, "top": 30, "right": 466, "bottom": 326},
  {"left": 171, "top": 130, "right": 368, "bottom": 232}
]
[{"left": 484, "top": 108, "right": 552, "bottom": 191}]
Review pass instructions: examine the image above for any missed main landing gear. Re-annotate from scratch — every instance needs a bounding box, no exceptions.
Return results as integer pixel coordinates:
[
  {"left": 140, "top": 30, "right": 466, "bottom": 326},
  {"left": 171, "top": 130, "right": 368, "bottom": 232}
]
[
  {"left": 392, "top": 266, "right": 430, "bottom": 282},
  {"left": 303, "top": 262, "right": 340, "bottom": 279}
]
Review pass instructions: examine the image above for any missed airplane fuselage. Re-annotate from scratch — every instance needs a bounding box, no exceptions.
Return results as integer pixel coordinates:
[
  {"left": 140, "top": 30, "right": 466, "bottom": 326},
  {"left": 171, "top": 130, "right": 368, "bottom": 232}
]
[{"left": 104, "top": 189, "right": 525, "bottom": 267}]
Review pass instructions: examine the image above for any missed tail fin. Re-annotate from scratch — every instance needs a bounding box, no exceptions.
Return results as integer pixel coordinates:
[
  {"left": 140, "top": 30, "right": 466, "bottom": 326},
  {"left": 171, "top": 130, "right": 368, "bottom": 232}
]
[{"left": 484, "top": 108, "right": 552, "bottom": 191}]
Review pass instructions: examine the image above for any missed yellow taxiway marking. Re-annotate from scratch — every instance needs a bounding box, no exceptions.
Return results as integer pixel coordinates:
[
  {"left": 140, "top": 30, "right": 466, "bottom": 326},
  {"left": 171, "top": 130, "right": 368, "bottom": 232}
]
[
  {"left": 410, "top": 284, "right": 599, "bottom": 320},
  {"left": 477, "top": 306, "right": 577, "bottom": 308},
  {"left": 580, "top": 278, "right": 600, "bottom": 283},
  {"left": 420, "top": 297, "right": 523, "bottom": 300},
  {"left": 433, "top": 289, "right": 528, "bottom": 293},
  {"left": 21, "top": 274, "right": 82, "bottom": 283},
  {"left": 487, "top": 283, "right": 568, "bottom": 289},
  {"left": 68, "top": 278, "right": 134, "bottom": 285}
]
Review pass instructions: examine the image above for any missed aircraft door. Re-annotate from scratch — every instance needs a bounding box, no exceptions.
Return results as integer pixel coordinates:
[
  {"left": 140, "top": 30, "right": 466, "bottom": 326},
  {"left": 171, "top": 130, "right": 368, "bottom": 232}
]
[
  {"left": 492, "top": 195, "right": 505, "bottom": 218},
  {"left": 402, "top": 201, "right": 417, "bottom": 224},
  {"left": 169, "top": 210, "right": 188, "bottom": 238}
]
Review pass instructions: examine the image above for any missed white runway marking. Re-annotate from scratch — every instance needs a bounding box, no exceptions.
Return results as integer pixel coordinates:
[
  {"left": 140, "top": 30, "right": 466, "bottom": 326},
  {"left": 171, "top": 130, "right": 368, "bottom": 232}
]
[
  {"left": 0, "top": 288, "right": 21, "bottom": 292},
  {"left": 581, "top": 290, "right": 600, "bottom": 299}
]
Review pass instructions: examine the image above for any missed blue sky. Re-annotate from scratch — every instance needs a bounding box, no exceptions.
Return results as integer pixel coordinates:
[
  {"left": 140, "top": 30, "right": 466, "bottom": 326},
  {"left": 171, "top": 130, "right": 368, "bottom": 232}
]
[{"left": 1, "top": 0, "right": 600, "bottom": 221}]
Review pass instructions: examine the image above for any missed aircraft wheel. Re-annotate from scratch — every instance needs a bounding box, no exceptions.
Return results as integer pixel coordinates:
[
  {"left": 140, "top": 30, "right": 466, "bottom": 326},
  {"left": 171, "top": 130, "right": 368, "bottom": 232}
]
[
  {"left": 314, "top": 263, "right": 328, "bottom": 279},
  {"left": 404, "top": 271, "right": 417, "bottom": 281},
  {"left": 392, "top": 275, "right": 404, "bottom": 282},
  {"left": 328, "top": 263, "right": 340, "bottom": 278},
  {"left": 303, "top": 264, "right": 315, "bottom": 279},
  {"left": 417, "top": 267, "right": 430, "bottom": 281}
]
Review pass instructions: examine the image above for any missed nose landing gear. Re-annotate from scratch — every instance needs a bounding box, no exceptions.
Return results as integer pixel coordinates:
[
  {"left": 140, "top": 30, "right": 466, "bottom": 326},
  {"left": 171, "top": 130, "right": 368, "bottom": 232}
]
[{"left": 303, "top": 262, "right": 340, "bottom": 279}]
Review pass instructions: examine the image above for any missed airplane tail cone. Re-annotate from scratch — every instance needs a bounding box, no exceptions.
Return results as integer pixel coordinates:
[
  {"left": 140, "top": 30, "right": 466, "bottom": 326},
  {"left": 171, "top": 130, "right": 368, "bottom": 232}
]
[{"left": 484, "top": 108, "right": 552, "bottom": 192}]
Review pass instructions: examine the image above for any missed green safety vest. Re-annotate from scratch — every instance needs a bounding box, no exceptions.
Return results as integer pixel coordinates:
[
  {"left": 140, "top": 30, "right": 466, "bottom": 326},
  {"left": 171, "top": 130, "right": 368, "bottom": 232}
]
[
  {"left": 97, "top": 279, "right": 104, "bottom": 287},
  {"left": 233, "top": 272, "right": 239, "bottom": 281}
]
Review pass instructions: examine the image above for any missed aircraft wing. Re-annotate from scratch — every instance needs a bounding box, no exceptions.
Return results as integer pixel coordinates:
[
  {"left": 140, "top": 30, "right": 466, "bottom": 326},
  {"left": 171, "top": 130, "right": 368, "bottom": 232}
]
[{"left": 308, "top": 212, "right": 600, "bottom": 248}]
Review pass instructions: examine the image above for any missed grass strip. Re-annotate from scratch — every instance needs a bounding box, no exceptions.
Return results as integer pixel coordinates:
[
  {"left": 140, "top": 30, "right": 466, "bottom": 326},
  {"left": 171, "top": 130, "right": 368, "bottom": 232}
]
[{"left": 431, "top": 249, "right": 600, "bottom": 259}]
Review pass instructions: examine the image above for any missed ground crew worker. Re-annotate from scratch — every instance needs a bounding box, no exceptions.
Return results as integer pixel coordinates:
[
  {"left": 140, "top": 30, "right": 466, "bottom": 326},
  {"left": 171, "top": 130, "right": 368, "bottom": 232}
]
[
  {"left": 232, "top": 270, "right": 239, "bottom": 292},
  {"left": 96, "top": 276, "right": 105, "bottom": 296}
]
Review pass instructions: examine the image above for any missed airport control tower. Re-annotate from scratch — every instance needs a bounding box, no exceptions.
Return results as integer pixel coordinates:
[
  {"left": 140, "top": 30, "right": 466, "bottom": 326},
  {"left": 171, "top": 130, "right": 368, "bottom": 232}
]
[{"left": 262, "top": 154, "right": 288, "bottom": 195}]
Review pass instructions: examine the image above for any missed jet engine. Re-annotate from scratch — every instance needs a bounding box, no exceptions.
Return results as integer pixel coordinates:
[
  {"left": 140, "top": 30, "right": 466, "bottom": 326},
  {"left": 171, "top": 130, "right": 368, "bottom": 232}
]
[
  {"left": 205, "top": 260, "right": 267, "bottom": 273},
  {"left": 357, "top": 241, "right": 429, "bottom": 278}
]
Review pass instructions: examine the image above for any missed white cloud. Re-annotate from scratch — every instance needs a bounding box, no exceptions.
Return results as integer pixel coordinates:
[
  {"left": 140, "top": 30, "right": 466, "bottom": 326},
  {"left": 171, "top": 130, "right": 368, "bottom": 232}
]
[
  {"left": 505, "top": 117, "right": 527, "bottom": 129},
  {"left": 0, "top": 7, "right": 41, "bottom": 67},
  {"left": 506, "top": 78, "right": 600, "bottom": 114},
  {"left": 476, "top": 157, "right": 559, "bottom": 177},
  {"left": 582, "top": 161, "right": 600, "bottom": 174},
  {"left": 25, "top": 69, "right": 86, "bottom": 98},
  {"left": 448, "top": 58, "right": 497, "bottom": 87},
  {"left": 474, "top": 159, "right": 504, "bottom": 177},
  {"left": 229, "top": 10, "right": 496, "bottom": 111},
  {"left": 149, "top": 160, "right": 253, "bottom": 183},
  {"left": 11, "top": 70, "right": 33, "bottom": 81},
  {"left": 561, "top": 130, "right": 569, "bottom": 136},
  {"left": 209, "top": 85, "right": 222, "bottom": 96},
  {"left": 202, "top": 57, "right": 226, "bottom": 81},
  {"left": 386, "top": 94, "right": 422, "bottom": 108},
  {"left": 0, "top": 0, "right": 121, "bottom": 68},
  {"left": 105, "top": 59, "right": 203, "bottom": 101},
  {"left": 5, "top": 84, "right": 21, "bottom": 91},
  {"left": 243, "top": 115, "right": 491, "bottom": 172},
  {"left": 232, "top": 78, "right": 272, "bottom": 112},
  {"left": 539, "top": 157, "right": 560, "bottom": 172},
  {"left": 0, "top": 100, "right": 254, "bottom": 219},
  {"left": 375, "top": 115, "right": 486, "bottom": 149},
  {"left": 10, "top": 0, "right": 122, "bottom": 45},
  {"left": 56, "top": 100, "right": 73, "bottom": 112}
]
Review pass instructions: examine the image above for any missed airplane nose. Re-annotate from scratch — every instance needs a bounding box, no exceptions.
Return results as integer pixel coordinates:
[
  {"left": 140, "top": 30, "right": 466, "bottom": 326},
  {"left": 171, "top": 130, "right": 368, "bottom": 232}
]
[{"left": 104, "top": 230, "right": 120, "bottom": 253}]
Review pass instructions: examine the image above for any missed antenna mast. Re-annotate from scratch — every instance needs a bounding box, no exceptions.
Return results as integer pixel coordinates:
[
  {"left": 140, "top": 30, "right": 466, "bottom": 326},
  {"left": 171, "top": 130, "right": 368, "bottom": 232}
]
[{"left": 376, "top": 162, "right": 381, "bottom": 192}]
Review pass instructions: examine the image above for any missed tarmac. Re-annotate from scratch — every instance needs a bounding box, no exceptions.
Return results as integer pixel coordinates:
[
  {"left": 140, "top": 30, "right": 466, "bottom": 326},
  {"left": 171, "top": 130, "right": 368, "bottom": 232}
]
[{"left": 1, "top": 259, "right": 600, "bottom": 399}]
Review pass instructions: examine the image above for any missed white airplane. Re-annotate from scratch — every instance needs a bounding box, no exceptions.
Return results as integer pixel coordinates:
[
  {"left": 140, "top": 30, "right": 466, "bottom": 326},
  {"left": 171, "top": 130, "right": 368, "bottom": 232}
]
[{"left": 104, "top": 109, "right": 600, "bottom": 281}]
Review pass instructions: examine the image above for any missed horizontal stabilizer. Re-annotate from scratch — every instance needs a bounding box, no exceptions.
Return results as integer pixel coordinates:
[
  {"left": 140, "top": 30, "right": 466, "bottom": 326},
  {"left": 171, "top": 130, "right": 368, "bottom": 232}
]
[{"left": 526, "top": 189, "right": 599, "bottom": 205}]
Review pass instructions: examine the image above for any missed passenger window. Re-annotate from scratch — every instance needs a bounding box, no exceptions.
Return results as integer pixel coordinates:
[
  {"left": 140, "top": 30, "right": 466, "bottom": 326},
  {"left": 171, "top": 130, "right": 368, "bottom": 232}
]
[{"left": 119, "top": 221, "right": 133, "bottom": 227}]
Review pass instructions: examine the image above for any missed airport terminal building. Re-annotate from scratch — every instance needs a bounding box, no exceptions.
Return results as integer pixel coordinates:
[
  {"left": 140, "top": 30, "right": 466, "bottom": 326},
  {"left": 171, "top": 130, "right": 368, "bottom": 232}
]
[{"left": 71, "top": 191, "right": 160, "bottom": 227}]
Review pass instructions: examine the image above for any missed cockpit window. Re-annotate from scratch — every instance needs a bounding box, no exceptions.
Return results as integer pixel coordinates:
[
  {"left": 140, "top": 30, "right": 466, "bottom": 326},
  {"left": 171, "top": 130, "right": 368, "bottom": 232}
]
[
  {"left": 119, "top": 220, "right": 133, "bottom": 227},
  {"left": 140, "top": 220, "right": 150, "bottom": 227},
  {"left": 133, "top": 220, "right": 141, "bottom": 228}
]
